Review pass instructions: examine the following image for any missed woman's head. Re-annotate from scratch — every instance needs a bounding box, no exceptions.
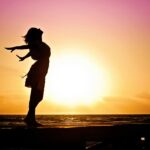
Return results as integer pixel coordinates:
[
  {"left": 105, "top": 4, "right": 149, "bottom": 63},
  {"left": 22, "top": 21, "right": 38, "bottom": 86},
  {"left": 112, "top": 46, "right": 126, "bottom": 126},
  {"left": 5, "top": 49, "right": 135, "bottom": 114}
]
[{"left": 24, "top": 27, "right": 43, "bottom": 44}]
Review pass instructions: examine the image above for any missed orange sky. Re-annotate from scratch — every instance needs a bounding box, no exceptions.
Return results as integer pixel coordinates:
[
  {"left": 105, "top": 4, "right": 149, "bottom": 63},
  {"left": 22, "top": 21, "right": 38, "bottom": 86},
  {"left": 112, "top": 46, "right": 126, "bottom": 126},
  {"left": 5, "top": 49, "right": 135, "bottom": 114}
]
[{"left": 0, "top": 0, "right": 150, "bottom": 114}]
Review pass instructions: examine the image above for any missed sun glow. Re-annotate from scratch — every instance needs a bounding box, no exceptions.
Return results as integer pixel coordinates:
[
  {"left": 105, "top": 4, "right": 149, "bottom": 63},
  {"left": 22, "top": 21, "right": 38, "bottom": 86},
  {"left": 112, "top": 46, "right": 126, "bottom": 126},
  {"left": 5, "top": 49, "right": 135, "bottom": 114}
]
[{"left": 45, "top": 53, "right": 109, "bottom": 107}]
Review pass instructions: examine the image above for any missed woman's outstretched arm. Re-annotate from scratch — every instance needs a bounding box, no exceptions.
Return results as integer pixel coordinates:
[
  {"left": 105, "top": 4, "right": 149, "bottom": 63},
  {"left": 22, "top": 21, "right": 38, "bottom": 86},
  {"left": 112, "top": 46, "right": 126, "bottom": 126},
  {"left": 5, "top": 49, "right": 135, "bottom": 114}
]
[
  {"left": 16, "top": 52, "right": 31, "bottom": 61},
  {"left": 5, "top": 45, "right": 29, "bottom": 52}
]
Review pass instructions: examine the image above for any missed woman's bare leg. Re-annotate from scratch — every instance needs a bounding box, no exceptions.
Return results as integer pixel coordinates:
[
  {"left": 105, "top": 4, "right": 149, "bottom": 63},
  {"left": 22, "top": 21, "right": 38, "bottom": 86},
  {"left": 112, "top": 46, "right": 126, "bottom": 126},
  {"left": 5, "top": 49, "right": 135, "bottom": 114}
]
[{"left": 24, "top": 87, "right": 44, "bottom": 126}]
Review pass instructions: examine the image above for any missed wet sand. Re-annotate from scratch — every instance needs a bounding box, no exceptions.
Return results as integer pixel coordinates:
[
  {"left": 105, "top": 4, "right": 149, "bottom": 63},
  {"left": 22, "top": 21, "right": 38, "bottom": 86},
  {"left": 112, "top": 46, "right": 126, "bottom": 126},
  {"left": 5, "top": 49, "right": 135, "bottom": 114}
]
[{"left": 0, "top": 124, "right": 150, "bottom": 150}]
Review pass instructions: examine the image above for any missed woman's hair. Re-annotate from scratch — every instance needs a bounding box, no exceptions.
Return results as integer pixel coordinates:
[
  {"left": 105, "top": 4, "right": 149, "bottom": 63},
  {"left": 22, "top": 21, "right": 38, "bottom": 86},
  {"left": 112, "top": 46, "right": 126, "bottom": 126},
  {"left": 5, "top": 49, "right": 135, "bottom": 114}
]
[{"left": 24, "top": 27, "right": 43, "bottom": 44}]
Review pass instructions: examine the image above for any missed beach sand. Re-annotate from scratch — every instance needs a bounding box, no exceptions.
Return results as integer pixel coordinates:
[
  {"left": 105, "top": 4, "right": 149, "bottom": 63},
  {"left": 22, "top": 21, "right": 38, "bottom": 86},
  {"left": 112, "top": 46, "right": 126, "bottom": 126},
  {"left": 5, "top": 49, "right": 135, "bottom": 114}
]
[{"left": 0, "top": 124, "right": 150, "bottom": 150}]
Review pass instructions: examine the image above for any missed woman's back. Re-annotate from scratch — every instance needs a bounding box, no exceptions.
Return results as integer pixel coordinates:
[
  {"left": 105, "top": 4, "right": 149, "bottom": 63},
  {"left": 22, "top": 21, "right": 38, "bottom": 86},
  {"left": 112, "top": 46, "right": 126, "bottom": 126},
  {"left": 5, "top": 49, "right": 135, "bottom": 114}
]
[{"left": 29, "top": 42, "right": 51, "bottom": 60}]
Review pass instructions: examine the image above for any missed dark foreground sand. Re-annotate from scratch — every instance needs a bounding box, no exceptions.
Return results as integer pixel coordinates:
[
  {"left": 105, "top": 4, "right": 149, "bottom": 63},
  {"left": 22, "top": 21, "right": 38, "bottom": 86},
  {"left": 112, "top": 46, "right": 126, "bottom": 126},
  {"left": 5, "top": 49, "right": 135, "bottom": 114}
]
[{"left": 0, "top": 124, "right": 150, "bottom": 150}]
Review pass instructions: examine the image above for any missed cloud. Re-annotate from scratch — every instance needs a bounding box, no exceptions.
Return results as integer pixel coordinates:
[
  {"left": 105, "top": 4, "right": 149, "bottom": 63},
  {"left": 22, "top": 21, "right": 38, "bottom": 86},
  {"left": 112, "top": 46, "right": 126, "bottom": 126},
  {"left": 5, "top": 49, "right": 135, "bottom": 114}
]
[
  {"left": 93, "top": 96, "right": 150, "bottom": 114},
  {"left": 136, "top": 92, "right": 150, "bottom": 100},
  {"left": 0, "top": 95, "right": 28, "bottom": 114},
  {"left": 1, "top": 94, "right": 150, "bottom": 114}
]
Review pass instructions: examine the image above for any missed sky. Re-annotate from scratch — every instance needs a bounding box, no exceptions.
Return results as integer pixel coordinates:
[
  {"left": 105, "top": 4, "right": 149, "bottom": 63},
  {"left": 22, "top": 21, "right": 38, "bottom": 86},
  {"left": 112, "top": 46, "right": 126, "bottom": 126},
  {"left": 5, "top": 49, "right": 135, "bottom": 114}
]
[{"left": 0, "top": 0, "right": 150, "bottom": 114}]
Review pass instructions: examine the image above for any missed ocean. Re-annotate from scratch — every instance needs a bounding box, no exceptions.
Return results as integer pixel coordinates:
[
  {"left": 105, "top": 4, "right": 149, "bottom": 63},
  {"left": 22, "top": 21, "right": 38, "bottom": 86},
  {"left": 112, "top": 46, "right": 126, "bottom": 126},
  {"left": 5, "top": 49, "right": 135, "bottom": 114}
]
[{"left": 0, "top": 114, "right": 150, "bottom": 128}]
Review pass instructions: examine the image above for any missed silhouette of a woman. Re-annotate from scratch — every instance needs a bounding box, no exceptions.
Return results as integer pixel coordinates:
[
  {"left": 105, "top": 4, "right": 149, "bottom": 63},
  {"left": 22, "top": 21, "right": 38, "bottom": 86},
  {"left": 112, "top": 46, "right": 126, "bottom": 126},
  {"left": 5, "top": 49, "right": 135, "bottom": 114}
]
[{"left": 5, "top": 27, "right": 51, "bottom": 126}]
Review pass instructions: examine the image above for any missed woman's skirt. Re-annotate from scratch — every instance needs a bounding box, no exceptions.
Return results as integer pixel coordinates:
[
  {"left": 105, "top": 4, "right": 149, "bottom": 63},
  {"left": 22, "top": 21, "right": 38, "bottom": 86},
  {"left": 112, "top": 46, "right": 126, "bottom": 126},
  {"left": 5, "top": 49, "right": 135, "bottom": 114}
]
[{"left": 25, "top": 59, "right": 49, "bottom": 91}]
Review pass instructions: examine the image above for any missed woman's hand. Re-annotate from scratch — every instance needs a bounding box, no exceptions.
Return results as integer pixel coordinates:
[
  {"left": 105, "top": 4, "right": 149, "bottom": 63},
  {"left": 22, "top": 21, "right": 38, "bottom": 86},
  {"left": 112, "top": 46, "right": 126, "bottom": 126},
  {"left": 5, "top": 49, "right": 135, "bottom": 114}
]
[
  {"left": 5, "top": 47, "right": 16, "bottom": 52},
  {"left": 16, "top": 55, "right": 25, "bottom": 61}
]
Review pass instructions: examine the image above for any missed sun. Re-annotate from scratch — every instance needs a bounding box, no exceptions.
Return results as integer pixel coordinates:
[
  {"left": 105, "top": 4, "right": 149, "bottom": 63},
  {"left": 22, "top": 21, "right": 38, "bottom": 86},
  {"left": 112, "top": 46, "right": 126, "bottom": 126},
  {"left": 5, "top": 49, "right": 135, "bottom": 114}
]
[{"left": 45, "top": 53, "right": 109, "bottom": 107}]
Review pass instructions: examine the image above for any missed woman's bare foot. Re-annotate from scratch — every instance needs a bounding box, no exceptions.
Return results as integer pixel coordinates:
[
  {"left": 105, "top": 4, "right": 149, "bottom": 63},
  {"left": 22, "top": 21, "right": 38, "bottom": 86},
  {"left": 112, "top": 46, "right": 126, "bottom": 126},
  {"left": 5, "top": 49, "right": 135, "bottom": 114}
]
[{"left": 24, "top": 117, "right": 42, "bottom": 127}]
